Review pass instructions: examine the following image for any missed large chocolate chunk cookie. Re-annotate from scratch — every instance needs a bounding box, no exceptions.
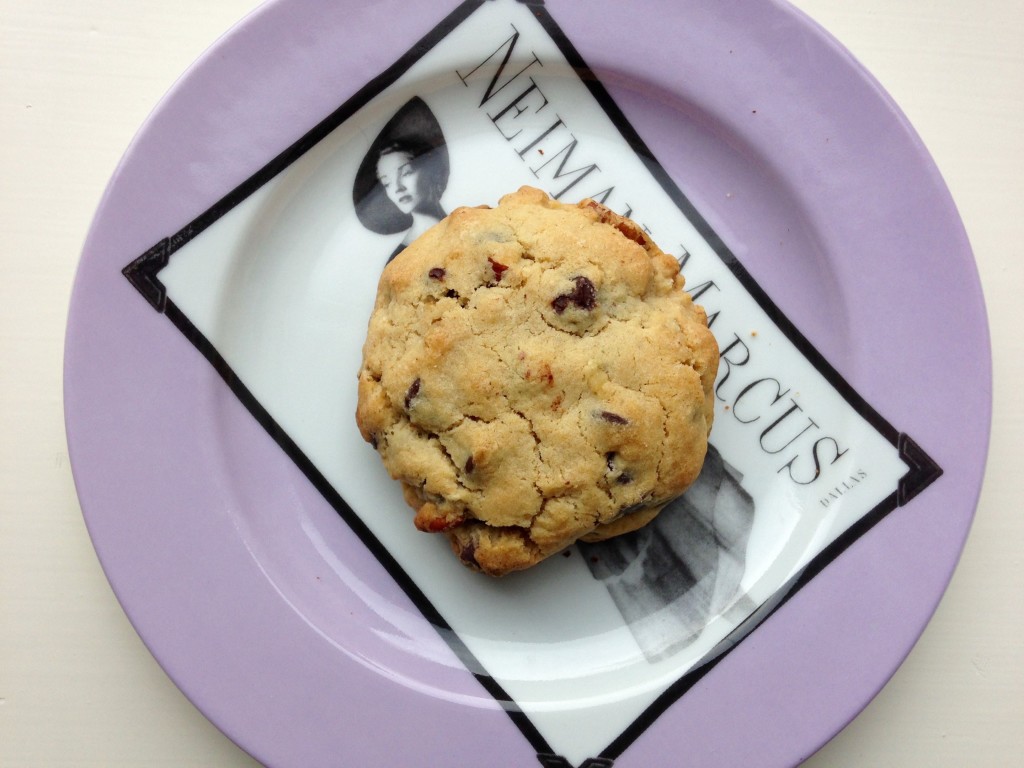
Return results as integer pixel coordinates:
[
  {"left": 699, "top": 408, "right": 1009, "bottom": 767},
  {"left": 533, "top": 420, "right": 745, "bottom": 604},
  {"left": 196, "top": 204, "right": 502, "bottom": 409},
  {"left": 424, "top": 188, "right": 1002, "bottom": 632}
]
[{"left": 357, "top": 187, "right": 718, "bottom": 576}]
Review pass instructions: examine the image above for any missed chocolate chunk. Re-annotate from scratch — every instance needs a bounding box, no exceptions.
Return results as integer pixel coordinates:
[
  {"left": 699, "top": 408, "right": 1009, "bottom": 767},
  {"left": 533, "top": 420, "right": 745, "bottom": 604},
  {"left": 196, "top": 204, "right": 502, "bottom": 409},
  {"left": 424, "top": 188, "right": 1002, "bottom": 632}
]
[
  {"left": 404, "top": 378, "right": 421, "bottom": 410},
  {"left": 551, "top": 276, "right": 597, "bottom": 314},
  {"left": 428, "top": 267, "right": 446, "bottom": 281},
  {"left": 599, "top": 410, "right": 628, "bottom": 425},
  {"left": 618, "top": 502, "right": 649, "bottom": 516},
  {"left": 464, "top": 456, "right": 475, "bottom": 473},
  {"left": 369, "top": 433, "right": 378, "bottom": 450},
  {"left": 458, "top": 539, "right": 479, "bottom": 568},
  {"left": 444, "top": 289, "right": 460, "bottom": 299},
  {"left": 606, "top": 451, "right": 631, "bottom": 483}
]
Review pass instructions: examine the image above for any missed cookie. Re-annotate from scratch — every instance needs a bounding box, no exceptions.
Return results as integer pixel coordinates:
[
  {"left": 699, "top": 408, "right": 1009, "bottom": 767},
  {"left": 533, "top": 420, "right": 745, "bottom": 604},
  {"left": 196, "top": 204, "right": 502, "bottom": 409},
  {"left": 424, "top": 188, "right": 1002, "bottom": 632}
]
[{"left": 356, "top": 186, "right": 719, "bottom": 576}]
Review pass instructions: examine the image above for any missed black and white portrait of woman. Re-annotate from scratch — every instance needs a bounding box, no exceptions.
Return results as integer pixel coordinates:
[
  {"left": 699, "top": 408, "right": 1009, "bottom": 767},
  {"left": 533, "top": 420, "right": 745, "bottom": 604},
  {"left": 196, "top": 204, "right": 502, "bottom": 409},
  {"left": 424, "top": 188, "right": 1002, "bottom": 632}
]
[{"left": 353, "top": 96, "right": 450, "bottom": 263}]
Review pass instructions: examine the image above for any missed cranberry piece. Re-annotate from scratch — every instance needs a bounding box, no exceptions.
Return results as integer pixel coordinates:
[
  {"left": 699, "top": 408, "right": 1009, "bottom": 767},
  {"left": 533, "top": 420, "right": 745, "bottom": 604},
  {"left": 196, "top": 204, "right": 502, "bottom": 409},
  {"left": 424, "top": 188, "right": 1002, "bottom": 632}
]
[
  {"left": 488, "top": 257, "right": 509, "bottom": 282},
  {"left": 551, "top": 276, "right": 597, "bottom": 314}
]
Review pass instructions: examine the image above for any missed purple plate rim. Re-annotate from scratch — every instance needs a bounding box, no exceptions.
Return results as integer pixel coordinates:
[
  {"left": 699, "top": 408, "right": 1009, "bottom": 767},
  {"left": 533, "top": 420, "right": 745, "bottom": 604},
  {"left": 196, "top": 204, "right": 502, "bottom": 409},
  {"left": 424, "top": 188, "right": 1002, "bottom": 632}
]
[{"left": 64, "top": 1, "right": 991, "bottom": 766}]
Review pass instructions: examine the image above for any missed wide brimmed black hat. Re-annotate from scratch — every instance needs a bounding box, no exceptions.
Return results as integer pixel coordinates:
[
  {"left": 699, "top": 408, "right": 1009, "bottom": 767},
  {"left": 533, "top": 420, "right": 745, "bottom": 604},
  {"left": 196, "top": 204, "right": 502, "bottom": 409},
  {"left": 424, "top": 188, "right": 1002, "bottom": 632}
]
[{"left": 353, "top": 96, "right": 450, "bottom": 235}]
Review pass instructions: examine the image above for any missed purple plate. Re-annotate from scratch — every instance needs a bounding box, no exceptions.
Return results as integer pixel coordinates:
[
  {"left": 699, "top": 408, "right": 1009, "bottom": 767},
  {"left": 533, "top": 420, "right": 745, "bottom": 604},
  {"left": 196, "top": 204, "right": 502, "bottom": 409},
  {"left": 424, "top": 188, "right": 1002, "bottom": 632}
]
[{"left": 65, "top": 1, "right": 990, "bottom": 766}]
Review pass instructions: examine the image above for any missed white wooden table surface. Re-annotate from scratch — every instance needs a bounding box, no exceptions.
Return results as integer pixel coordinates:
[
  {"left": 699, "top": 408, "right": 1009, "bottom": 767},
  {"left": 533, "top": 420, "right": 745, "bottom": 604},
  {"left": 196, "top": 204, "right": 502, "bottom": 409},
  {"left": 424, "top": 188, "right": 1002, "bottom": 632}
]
[{"left": 2, "top": 0, "right": 1021, "bottom": 765}]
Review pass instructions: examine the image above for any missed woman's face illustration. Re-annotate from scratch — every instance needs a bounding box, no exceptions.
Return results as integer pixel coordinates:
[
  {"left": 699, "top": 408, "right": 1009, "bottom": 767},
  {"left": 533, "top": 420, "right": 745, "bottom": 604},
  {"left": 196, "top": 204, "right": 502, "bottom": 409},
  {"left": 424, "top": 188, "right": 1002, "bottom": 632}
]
[{"left": 376, "top": 150, "right": 420, "bottom": 215}]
